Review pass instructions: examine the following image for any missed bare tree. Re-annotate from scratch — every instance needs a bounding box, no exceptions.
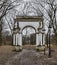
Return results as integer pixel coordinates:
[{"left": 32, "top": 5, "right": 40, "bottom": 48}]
[
  {"left": 40, "top": 0, "right": 57, "bottom": 34},
  {"left": 0, "top": 0, "right": 21, "bottom": 44},
  {"left": 39, "top": 0, "right": 57, "bottom": 42}
]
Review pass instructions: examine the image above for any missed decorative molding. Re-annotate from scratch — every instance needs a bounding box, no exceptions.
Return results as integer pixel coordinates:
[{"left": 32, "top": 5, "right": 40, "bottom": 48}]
[{"left": 14, "top": 16, "right": 44, "bottom": 22}]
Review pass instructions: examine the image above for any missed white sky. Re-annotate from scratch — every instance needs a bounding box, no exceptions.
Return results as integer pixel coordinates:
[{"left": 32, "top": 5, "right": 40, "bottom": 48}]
[{"left": 23, "top": 0, "right": 31, "bottom": 2}]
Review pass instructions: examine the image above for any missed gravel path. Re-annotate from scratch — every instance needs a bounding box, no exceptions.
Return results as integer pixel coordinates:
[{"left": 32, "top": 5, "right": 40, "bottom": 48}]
[
  {"left": 5, "top": 49, "right": 43, "bottom": 65},
  {"left": 0, "top": 46, "right": 57, "bottom": 65},
  {"left": 5, "top": 49, "right": 57, "bottom": 65}
]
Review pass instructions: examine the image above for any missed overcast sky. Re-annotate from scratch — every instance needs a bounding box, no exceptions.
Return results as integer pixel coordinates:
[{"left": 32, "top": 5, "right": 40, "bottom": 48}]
[{"left": 2, "top": 0, "right": 56, "bottom": 35}]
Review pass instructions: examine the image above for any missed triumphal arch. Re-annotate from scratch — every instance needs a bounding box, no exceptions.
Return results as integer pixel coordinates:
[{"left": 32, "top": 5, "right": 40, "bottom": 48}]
[{"left": 13, "top": 15, "right": 45, "bottom": 49}]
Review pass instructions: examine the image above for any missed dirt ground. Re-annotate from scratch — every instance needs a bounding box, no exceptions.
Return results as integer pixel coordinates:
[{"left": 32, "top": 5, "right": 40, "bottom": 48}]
[{"left": 0, "top": 45, "right": 57, "bottom": 65}]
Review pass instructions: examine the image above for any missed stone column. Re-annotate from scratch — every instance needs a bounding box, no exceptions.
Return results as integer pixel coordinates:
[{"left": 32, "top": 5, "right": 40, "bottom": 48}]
[
  {"left": 13, "top": 34, "right": 16, "bottom": 46},
  {"left": 41, "top": 33, "right": 42, "bottom": 45},
  {"left": 13, "top": 33, "right": 22, "bottom": 51},
  {"left": 16, "top": 33, "right": 19, "bottom": 45},
  {"left": 42, "top": 33, "right": 45, "bottom": 45},
  {"left": 43, "top": 34, "right": 45, "bottom": 45},
  {"left": 38, "top": 33, "right": 42, "bottom": 46},
  {"left": 18, "top": 33, "right": 22, "bottom": 46},
  {"left": 16, "top": 33, "right": 18, "bottom": 46},
  {"left": 13, "top": 33, "right": 20, "bottom": 46},
  {"left": 36, "top": 28, "right": 39, "bottom": 46},
  {"left": 36, "top": 33, "right": 39, "bottom": 46},
  {"left": 42, "top": 33, "right": 43, "bottom": 45},
  {"left": 14, "top": 32, "right": 22, "bottom": 46}
]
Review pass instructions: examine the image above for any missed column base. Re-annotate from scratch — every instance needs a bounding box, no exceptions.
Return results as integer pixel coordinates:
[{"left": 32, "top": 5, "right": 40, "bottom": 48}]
[
  {"left": 36, "top": 45, "right": 45, "bottom": 51},
  {"left": 13, "top": 45, "right": 22, "bottom": 52}
]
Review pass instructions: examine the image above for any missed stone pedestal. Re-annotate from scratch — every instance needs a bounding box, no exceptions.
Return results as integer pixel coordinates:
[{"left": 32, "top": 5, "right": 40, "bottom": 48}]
[{"left": 13, "top": 33, "right": 22, "bottom": 51}]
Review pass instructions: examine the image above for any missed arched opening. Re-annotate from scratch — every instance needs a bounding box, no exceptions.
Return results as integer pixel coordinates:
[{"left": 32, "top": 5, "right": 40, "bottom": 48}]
[{"left": 22, "top": 26, "right": 36, "bottom": 45}]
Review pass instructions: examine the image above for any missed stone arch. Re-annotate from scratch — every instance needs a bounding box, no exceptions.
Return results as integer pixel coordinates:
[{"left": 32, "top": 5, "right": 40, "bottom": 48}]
[
  {"left": 13, "top": 16, "right": 45, "bottom": 49},
  {"left": 21, "top": 25, "right": 36, "bottom": 33},
  {"left": 22, "top": 25, "right": 36, "bottom": 45}
]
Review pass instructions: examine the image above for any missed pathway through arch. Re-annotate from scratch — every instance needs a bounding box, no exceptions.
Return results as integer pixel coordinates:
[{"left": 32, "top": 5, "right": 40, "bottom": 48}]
[
  {"left": 22, "top": 26, "right": 36, "bottom": 45},
  {"left": 5, "top": 49, "right": 46, "bottom": 65}
]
